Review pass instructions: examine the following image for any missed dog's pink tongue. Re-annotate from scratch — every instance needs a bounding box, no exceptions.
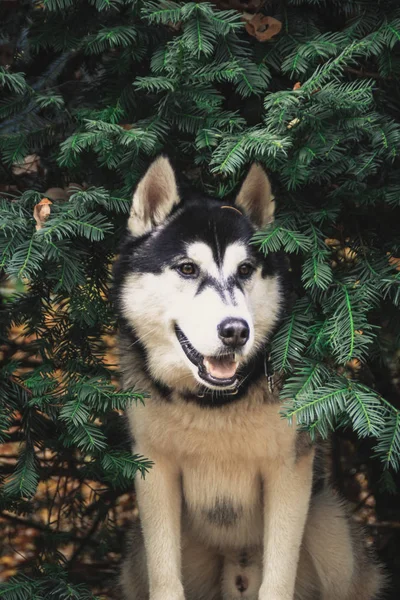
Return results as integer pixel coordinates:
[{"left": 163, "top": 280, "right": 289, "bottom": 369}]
[{"left": 203, "top": 357, "right": 238, "bottom": 379}]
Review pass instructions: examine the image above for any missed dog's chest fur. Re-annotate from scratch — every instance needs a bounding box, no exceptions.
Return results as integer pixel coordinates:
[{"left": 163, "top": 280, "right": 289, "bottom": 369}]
[{"left": 127, "top": 379, "right": 298, "bottom": 550}]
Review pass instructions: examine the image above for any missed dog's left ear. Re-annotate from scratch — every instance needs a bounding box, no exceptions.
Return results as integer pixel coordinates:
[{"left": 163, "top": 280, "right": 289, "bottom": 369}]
[
  {"left": 128, "top": 156, "right": 180, "bottom": 236},
  {"left": 235, "top": 164, "right": 275, "bottom": 228}
]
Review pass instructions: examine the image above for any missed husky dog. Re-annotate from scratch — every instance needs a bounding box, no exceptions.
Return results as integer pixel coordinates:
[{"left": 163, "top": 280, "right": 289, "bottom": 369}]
[{"left": 113, "top": 157, "right": 384, "bottom": 600}]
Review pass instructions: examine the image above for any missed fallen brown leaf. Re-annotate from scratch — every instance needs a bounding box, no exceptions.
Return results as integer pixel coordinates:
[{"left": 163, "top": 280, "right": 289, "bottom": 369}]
[
  {"left": 245, "top": 14, "right": 282, "bottom": 42},
  {"left": 12, "top": 154, "right": 40, "bottom": 176},
  {"left": 33, "top": 198, "right": 52, "bottom": 231},
  {"left": 44, "top": 187, "right": 68, "bottom": 201}
]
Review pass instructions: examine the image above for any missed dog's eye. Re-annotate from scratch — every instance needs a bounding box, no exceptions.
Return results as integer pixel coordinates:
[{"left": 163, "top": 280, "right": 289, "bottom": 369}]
[
  {"left": 238, "top": 263, "right": 254, "bottom": 278},
  {"left": 177, "top": 262, "right": 199, "bottom": 277}
]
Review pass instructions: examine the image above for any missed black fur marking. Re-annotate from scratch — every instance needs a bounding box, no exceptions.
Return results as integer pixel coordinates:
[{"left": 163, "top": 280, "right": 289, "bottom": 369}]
[
  {"left": 311, "top": 445, "right": 326, "bottom": 496},
  {"left": 239, "top": 550, "right": 249, "bottom": 568},
  {"left": 113, "top": 194, "right": 283, "bottom": 290},
  {"left": 195, "top": 275, "right": 227, "bottom": 303},
  {"left": 205, "top": 498, "right": 243, "bottom": 527},
  {"left": 226, "top": 275, "right": 241, "bottom": 305},
  {"left": 195, "top": 275, "right": 245, "bottom": 306},
  {"left": 212, "top": 220, "right": 223, "bottom": 267},
  {"left": 195, "top": 277, "right": 208, "bottom": 297}
]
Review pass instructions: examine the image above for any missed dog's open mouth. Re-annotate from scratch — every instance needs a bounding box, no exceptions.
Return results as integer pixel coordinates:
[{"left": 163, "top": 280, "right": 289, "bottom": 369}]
[{"left": 175, "top": 325, "right": 239, "bottom": 388}]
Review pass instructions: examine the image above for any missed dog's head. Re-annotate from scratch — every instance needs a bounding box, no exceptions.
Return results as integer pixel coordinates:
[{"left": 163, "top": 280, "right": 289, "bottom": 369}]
[{"left": 114, "top": 157, "right": 282, "bottom": 394}]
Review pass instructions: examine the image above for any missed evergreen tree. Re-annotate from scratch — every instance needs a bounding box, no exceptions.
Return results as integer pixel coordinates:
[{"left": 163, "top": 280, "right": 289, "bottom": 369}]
[{"left": 0, "top": 0, "right": 399, "bottom": 596}]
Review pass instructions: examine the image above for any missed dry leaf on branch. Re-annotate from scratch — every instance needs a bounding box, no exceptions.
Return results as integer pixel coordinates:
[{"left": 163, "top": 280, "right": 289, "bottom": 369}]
[
  {"left": 287, "top": 117, "right": 300, "bottom": 130},
  {"left": 12, "top": 154, "right": 40, "bottom": 176},
  {"left": 44, "top": 183, "right": 86, "bottom": 202},
  {"left": 245, "top": 14, "right": 282, "bottom": 42},
  {"left": 389, "top": 255, "right": 400, "bottom": 271},
  {"left": 33, "top": 198, "right": 52, "bottom": 231},
  {"left": 43, "top": 187, "right": 68, "bottom": 201}
]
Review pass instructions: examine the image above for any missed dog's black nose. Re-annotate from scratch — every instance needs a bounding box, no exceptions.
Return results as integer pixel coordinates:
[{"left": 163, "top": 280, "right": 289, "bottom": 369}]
[{"left": 218, "top": 318, "right": 249, "bottom": 347}]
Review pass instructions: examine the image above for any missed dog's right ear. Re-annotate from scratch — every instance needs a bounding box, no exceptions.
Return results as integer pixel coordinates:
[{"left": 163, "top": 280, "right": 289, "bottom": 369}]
[
  {"left": 128, "top": 156, "right": 180, "bottom": 236},
  {"left": 235, "top": 164, "right": 275, "bottom": 229}
]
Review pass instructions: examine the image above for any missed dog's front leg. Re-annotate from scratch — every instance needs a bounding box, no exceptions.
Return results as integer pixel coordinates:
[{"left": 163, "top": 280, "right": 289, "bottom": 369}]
[
  {"left": 259, "top": 449, "right": 314, "bottom": 600},
  {"left": 135, "top": 449, "right": 184, "bottom": 600}
]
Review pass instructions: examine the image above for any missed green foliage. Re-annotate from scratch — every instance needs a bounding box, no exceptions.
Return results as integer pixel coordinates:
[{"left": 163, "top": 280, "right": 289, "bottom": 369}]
[
  {"left": 271, "top": 298, "right": 314, "bottom": 372},
  {"left": 3, "top": 446, "right": 40, "bottom": 499},
  {"left": 281, "top": 363, "right": 385, "bottom": 440},
  {"left": 0, "top": 572, "right": 100, "bottom": 599},
  {"left": 1, "top": 0, "right": 400, "bottom": 593}
]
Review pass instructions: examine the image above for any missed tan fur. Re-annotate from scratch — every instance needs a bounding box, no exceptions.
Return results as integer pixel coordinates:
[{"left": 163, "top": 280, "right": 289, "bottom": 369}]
[
  {"left": 119, "top": 362, "right": 385, "bottom": 600},
  {"left": 235, "top": 165, "right": 275, "bottom": 228},
  {"left": 128, "top": 156, "right": 180, "bottom": 237}
]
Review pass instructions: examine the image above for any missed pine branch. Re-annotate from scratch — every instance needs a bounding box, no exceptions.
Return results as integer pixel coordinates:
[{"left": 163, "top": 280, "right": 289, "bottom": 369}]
[{"left": 271, "top": 297, "right": 314, "bottom": 372}]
